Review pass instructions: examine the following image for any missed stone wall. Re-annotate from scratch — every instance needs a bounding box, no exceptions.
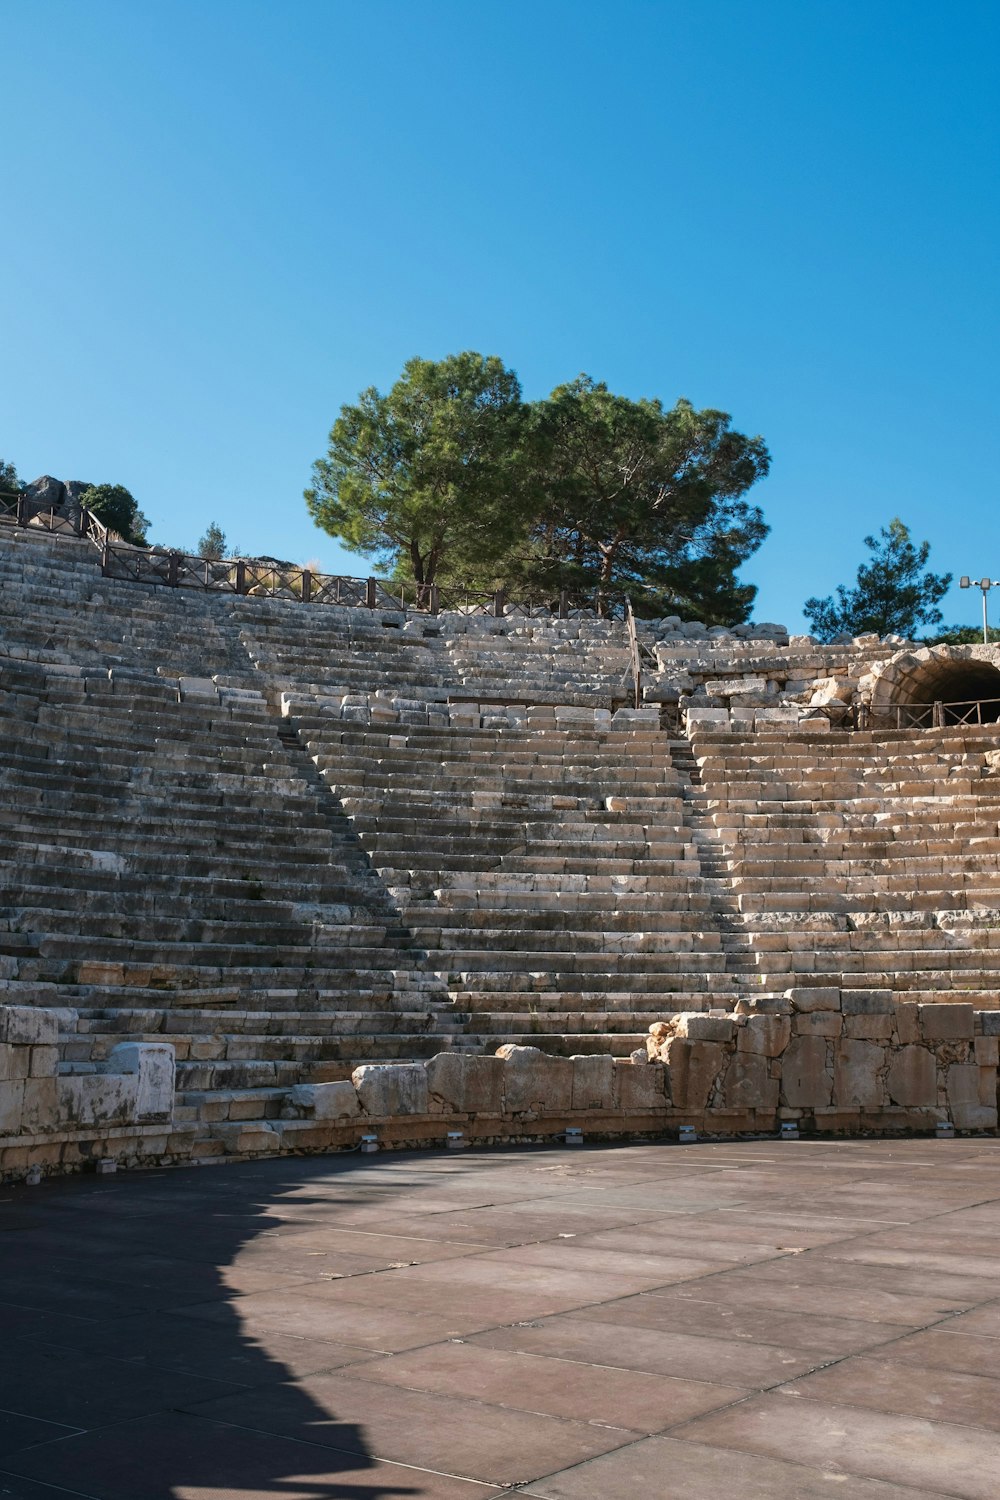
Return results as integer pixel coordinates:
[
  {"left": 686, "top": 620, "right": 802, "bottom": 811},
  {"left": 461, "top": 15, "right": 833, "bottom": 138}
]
[
  {"left": 0, "top": 1006, "right": 175, "bottom": 1178},
  {"left": 275, "top": 992, "right": 998, "bottom": 1148},
  {"left": 6, "top": 994, "right": 992, "bottom": 1179}
]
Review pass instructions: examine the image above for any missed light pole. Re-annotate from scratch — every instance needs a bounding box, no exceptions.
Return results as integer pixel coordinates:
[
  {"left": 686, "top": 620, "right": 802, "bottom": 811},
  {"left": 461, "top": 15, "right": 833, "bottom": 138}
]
[{"left": 959, "top": 576, "right": 1000, "bottom": 645}]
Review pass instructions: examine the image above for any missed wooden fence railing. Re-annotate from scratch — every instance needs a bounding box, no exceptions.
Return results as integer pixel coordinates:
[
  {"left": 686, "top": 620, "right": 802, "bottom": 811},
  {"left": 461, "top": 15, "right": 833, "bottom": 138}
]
[
  {"left": 0, "top": 489, "right": 115, "bottom": 550},
  {"left": 862, "top": 698, "right": 1000, "bottom": 730},
  {"left": 93, "top": 537, "right": 637, "bottom": 619},
  {"left": 0, "top": 491, "right": 643, "bottom": 627}
]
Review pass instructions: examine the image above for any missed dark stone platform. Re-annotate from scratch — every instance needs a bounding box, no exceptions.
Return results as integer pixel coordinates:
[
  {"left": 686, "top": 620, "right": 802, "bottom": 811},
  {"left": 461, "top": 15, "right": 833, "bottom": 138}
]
[{"left": 2, "top": 1137, "right": 999, "bottom": 1498}]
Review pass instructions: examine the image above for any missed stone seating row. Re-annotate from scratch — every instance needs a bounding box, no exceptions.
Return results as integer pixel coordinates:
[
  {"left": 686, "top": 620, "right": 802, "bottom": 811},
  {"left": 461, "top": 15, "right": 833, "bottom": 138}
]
[
  {"left": 0, "top": 661, "right": 453, "bottom": 1135},
  {"left": 695, "top": 729, "right": 1000, "bottom": 1004},
  {"left": 0, "top": 535, "right": 244, "bottom": 679},
  {"left": 287, "top": 716, "right": 748, "bottom": 1057}
]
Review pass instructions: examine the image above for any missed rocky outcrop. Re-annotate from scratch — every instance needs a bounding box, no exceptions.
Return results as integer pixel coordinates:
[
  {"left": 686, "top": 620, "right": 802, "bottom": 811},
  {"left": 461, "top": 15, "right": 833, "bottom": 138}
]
[{"left": 19, "top": 475, "right": 93, "bottom": 523}]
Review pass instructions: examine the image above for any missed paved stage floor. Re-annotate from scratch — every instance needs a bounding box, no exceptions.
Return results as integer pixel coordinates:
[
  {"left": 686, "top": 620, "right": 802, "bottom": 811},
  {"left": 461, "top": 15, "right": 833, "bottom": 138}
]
[{"left": 1, "top": 1137, "right": 999, "bottom": 1498}]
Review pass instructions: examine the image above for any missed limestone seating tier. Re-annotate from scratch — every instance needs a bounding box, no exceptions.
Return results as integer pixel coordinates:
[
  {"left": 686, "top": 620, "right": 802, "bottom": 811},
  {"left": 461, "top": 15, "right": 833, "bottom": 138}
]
[
  {"left": 0, "top": 532, "right": 247, "bottom": 679},
  {"left": 236, "top": 602, "right": 636, "bottom": 708},
  {"left": 289, "top": 716, "right": 749, "bottom": 1057},
  {"left": 694, "top": 728, "right": 1000, "bottom": 1002},
  {"left": 0, "top": 658, "right": 452, "bottom": 1130}
]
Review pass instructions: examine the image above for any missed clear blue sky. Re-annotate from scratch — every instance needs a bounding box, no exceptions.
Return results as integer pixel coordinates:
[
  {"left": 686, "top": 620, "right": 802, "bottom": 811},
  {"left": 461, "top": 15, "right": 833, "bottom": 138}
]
[{"left": 3, "top": 0, "right": 997, "bottom": 630}]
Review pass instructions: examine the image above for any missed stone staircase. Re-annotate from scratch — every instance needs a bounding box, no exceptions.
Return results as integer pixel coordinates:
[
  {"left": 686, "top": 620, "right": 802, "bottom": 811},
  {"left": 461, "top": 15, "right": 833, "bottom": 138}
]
[{"left": 669, "top": 737, "right": 758, "bottom": 985}]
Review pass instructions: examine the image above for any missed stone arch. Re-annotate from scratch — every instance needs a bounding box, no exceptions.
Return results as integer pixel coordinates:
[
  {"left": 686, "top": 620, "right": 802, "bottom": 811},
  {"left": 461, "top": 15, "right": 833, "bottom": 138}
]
[{"left": 869, "top": 644, "right": 1000, "bottom": 725}]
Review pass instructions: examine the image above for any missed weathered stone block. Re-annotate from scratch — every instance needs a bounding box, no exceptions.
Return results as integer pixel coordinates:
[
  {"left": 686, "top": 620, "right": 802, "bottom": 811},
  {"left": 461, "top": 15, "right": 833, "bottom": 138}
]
[
  {"left": 0, "top": 1007, "right": 58, "bottom": 1047},
  {"left": 834, "top": 1041, "right": 887, "bottom": 1108},
  {"left": 844, "top": 1014, "right": 894, "bottom": 1041},
  {"left": 675, "top": 1015, "right": 737, "bottom": 1043},
  {"left": 571, "top": 1054, "right": 614, "bottom": 1111},
  {"left": 426, "top": 1053, "right": 503, "bottom": 1114},
  {"left": 290, "top": 1081, "right": 360, "bottom": 1120},
  {"left": 787, "top": 987, "right": 841, "bottom": 1013},
  {"left": 974, "top": 1036, "right": 1000, "bottom": 1066},
  {"left": 108, "top": 1043, "right": 174, "bottom": 1119},
  {"left": 28, "top": 1046, "right": 59, "bottom": 1079},
  {"left": 0, "top": 1079, "right": 25, "bottom": 1133},
  {"left": 57, "top": 1074, "right": 137, "bottom": 1127},
  {"left": 737, "top": 1014, "right": 790, "bottom": 1057},
  {"left": 720, "top": 1052, "right": 778, "bottom": 1111},
  {"left": 663, "top": 1038, "right": 725, "bottom": 1111},
  {"left": 0, "top": 1046, "right": 30, "bottom": 1083},
  {"left": 977, "top": 1011, "right": 1000, "bottom": 1037},
  {"left": 920, "top": 1004, "right": 974, "bottom": 1042},
  {"left": 947, "top": 1064, "right": 998, "bottom": 1130},
  {"left": 687, "top": 708, "right": 730, "bottom": 730},
  {"left": 496, "top": 1045, "right": 573, "bottom": 1113},
  {"left": 781, "top": 1036, "right": 833, "bottom": 1108},
  {"left": 794, "top": 1010, "right": 842, "bottom": 1037},
  {"left": 842, "top": 991, "right": 894, "bottom": 1014},
  {"left": 895, "top": 1003, "right": 921, "bottom": 1044},
  {"left": 886, "top": 1046, "right": 936, "bottom": 1107},
  {"left": 20, "top": 1078, "right": 59, "bottom": 1132},
  {"left": 614, "top": 1060, "right": 668, "bottom": 1112},
  {"left": 352, "top": 1063, "right": 429, "bottom": 1117}
]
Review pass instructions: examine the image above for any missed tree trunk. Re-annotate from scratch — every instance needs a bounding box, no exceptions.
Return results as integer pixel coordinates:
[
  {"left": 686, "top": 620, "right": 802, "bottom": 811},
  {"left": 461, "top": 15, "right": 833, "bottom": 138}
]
[{"left": 409, "top": 539, "right": 425, "bottom": 585}]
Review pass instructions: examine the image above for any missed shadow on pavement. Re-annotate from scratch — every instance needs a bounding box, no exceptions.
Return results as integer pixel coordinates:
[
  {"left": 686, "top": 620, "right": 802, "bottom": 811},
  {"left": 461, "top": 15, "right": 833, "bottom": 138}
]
[{"left": 0, "top": 1155, "right": 434, "bottom": 1500}]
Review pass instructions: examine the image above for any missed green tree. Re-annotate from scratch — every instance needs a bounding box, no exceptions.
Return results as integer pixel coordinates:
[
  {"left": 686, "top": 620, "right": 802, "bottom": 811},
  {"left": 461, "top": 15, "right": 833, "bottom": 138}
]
[
  {"left": 197, "top": 521, "right": 227, "bottom": 560},
  {"left": 928, "top": 624, "right": 1000, "bottom": 646},
  {"left": 79, "top": 484, "right": 150, "bottom": 545},
  {"left": 305, "top": 352, "right": 529, "bottom": 587},
  {"left": 804, "top": 518, "right": 951, "bottom": 641},
  {"left": 0, "top": 458, "right": 20, "bottom": 495},
  {"left": 509, "top": 380, "right": 770, "bottom": 620}
]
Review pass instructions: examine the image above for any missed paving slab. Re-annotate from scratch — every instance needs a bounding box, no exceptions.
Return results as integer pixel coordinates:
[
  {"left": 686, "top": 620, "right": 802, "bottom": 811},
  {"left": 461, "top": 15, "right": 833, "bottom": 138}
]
[
  {"left": 671, "top": 1392, "right": 1000, "bottom": 1498},
  {"left": 349, "top": 1339, "right": 744, "bottom": 1429},
  {"left": 516, "top": 1433, "right": 953, "bottom": 1500},
  {"left": 1, "top": 1411, "right": 506, "bottom": 1499},
  {"left": 182, "top": 1374, "right": 636, "bottom": 1486},
  {"left": 584, "top": 1291, "right": 919, "bottom": 1355},
  {"left": 781, "top": 1354, "right": 1000, "bottom": 1431}
]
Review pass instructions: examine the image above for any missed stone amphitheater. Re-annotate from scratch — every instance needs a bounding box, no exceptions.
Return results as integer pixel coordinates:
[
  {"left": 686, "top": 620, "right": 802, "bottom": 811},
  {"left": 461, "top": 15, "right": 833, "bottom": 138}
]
[{"left": 3, "top": 517, "right": 1000, "bottom": 1182}]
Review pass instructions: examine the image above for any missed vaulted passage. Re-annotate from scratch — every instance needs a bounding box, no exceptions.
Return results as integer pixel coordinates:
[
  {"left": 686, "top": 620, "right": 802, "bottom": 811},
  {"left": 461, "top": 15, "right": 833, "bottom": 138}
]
[{"left": 900, "top": 659, "right": 1000, "bottom": 723}]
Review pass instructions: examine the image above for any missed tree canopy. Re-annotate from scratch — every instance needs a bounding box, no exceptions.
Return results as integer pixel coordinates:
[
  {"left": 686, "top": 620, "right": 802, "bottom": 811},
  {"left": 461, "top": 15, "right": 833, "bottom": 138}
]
[
  {"left": 507, "top": 379, "right": 769, "bottom": 620},
  {"left": 197, "top": 521, "right": 227, "bottom": 560},
  {"left": 804, "top": 518, "right": 951, "bottom": 641},
  {"left": 0, "top": 458, "right": 20, "bottom": 495},
  {"left": 306, "top": 354, "right": 770, "bottom": 620},
  {"left": 80, "top": 484, "right": 150, "bottom": 545},
  {"left": 305, "top": 352, "right": 528, "bottom": 588}
]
